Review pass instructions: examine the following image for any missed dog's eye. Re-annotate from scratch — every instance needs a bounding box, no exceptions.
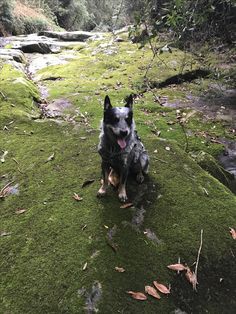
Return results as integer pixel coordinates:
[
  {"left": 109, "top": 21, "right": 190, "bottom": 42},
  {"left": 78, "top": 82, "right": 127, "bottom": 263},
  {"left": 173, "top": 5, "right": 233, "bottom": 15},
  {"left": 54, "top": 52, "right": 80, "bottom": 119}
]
[
  {"left": 112, "top": 117, "right": 119, "bottom": 124},
  {"left": 125, "top": 113, "right": 133, "bottom": 125}
]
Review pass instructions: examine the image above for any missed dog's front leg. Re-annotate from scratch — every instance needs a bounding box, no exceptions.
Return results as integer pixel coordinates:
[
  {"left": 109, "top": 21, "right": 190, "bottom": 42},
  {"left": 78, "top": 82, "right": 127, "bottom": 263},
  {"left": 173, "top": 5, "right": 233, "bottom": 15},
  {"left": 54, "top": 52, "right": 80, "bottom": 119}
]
[
  {"left": 97, "top": 161, "right": 109, "bottom": 197},
  {"left": 118, "top": 168, "right": 128, "bottom": 202}
]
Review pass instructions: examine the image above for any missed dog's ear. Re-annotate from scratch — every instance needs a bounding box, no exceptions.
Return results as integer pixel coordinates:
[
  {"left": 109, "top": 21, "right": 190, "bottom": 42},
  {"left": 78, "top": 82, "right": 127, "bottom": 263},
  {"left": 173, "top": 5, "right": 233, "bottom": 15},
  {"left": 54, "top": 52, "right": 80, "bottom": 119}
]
[
  {"left": 125, "top": 94, "right": 133, "bottom": 109},
  {"left": 104, "top": 95, "right": 112, "bottom": 110}
]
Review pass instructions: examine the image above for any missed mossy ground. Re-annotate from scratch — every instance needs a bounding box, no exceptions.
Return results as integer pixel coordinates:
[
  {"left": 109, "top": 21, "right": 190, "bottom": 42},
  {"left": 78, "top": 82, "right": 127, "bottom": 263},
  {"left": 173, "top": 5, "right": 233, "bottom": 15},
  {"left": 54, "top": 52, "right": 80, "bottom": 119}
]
[{"left": 0, "top": 34, "right": 236, "bottom": 313}]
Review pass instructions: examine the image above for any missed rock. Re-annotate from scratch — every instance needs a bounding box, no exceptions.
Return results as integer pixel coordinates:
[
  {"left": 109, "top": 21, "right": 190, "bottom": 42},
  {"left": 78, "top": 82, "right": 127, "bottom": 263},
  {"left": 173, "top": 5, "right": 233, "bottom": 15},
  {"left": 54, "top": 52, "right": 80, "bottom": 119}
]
[
  {"left": 38, "top": 31, "right": 96, "bottom": 42},
  {"left": 114, "top": 25, "right": 132, "bottom": 35},
  {"left": 18, "top": 42, "right": 53, "bottom": 54},
  {"left": 0, "top": 48, "right": 26, "bottom": 63},
  {"left": 113, "top": 37, "right": 125, "bottom": 42},
  {"left": 192, "top": 150, "right": 235, "bottom": 189}
]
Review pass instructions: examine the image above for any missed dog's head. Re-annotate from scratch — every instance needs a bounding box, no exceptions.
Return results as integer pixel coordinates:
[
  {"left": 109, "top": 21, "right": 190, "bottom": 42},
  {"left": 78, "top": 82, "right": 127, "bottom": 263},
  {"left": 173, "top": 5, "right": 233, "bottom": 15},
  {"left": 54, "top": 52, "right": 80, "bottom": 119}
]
[{"left": 103, "top": 95, "right": 134, "bottom": 149}]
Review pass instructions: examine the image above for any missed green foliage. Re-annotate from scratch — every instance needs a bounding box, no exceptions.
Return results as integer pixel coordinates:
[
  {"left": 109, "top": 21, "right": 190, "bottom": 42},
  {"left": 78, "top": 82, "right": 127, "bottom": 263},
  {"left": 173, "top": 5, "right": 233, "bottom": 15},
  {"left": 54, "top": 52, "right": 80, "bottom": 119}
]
[
  {"left": 126, "top": 0, "right": 236, "bottom": 45},
  {"left": 12, "top": 16, "right": 52, "bottom": 35},
  {"left": 0, "top": 0, "right": 14, "bottom": 36}
]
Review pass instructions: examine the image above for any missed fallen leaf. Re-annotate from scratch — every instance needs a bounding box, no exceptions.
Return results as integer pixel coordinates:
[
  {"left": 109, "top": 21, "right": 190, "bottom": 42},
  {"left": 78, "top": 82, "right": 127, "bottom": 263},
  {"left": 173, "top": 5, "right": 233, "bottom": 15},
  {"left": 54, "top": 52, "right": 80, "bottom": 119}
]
[
  {"left": 15, "top": 208, "right": 27, "bottom": 215},
  {"left": 153, "top": 281, "right": 170, "bottom": 294},
  {"left": 167, "top": 263, "right": 187, "bottom": 271},
  {"left": 229, "top": 227, "right": 236, "bottom": 240},
  {"left": 73, "top": 193, "right": 83, "bottom": 201},
  {"left": 81, "top": 224, "right": 87, "bottom": 231},
  {"left": 1, "top": 231, "right": 12, "bottom": 237},
  {"left": 126, "top": 291, "right": 147, "bottom": 300},
  {"left": 82, "top": 179, "right": 95, "bottom": 188},
  {"left": 82, "top": 262, "right": 88, "bottom": 271},
  {"left": 120, "top": 202, "right": 133, "bottom": 209},
  {"left": 115, "top": 266, "right": 125, "bottom": 273},
  {"left": 0, "top": 181, "right": 14, "bottom": 198},
  {"left": 46, "top": 153, "right": 55, "bottom": 162},
  {"left": 185, "top": 267, "right": 198, "bottom": 290},
  {"left": 1, "top": 150, "right": 8, "bottom": 163},
  {"left": 145, "top": 286, "right": 161, "bottom": 299}
]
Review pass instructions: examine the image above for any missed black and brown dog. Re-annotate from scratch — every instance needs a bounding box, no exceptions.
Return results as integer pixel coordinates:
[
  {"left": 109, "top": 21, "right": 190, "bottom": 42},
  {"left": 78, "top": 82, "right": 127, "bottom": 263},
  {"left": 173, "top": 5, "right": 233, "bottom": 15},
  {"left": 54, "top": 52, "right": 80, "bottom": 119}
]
[{"left": 97, "top": 95, "right": 149, "bottom": 202}]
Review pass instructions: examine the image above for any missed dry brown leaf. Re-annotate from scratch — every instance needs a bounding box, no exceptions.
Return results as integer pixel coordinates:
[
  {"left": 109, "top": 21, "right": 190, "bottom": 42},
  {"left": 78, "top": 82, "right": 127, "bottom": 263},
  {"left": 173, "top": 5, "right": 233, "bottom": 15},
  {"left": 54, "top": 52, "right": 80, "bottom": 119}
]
[
  {"left": 167, "top": 263, "right": 186, "bottom": 271},
  {"left": 73, "top": 193, "right": 83, "bottom": 201},
  {"left": 0, "top": 181, "right": 14, "bottom": 198},
  {"left": 115, "top": 266, "right": 125, "bottom": 273},
  {"left": 15, "top": 208, "right": 27, "bottom": 215},
  {"left": 145, "top": 286, "right": 161, "bottom": 299},
  {"left": 120, "top": 202, "right": 133, "bottom": 209},
  {"left": 185, "top": 267, "right": 198, "bottom": 290},
  {"left": 229, "top": 227, "right": 236, "bottom": 240},
  {"left": 126, "top": 291, "right": 147, "bottom": 300},
  {"left": 153, "top": 281, "right": 170, "bottom": 294}
]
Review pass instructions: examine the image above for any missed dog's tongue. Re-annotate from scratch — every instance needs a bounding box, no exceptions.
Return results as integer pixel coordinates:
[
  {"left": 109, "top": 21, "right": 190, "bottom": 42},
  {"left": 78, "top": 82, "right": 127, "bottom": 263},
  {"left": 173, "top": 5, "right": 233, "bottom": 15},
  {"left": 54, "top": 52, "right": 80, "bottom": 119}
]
[{"left": 117, "top": 138, "right": 127, "bottom": 149}]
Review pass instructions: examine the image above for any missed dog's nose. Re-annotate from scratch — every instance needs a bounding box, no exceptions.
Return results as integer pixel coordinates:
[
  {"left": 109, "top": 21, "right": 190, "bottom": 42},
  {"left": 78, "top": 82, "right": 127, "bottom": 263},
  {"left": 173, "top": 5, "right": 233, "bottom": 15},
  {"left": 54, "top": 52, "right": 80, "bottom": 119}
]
[{"left": 120, "top": 130, "right": 128, "bottom": 137}]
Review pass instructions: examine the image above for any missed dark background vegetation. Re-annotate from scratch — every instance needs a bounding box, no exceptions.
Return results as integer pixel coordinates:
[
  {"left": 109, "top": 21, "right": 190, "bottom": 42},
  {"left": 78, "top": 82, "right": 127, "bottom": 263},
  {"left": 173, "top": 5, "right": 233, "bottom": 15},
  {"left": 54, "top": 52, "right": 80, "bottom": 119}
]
[{"left": 0, "top": 0, "right": 235, "bottom": 45}]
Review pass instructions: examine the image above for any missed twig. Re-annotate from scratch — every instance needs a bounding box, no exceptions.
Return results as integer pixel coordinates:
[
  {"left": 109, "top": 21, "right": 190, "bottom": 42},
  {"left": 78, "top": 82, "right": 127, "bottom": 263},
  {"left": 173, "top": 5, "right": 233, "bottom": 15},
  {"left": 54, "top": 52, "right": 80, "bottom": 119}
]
[
  {"left": 194, "top": 229, "right": 203, "bottom": 281},
  {"left": 153, "top": 157, "right": 168, "bottom": 164},
  {"left": 0, "top": 181, "right": 14, "bottom": 198},
  {"left": 0, "top": 91, "right": 6, "bottom": 100}
]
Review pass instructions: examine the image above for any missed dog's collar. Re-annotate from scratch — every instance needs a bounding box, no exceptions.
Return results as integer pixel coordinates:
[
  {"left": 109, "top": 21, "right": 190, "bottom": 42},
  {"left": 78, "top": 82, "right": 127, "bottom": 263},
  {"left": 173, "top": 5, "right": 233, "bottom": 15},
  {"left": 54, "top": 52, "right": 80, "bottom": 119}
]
[{"left": 100, "top": 141, "right": 136, "bottom": 161}]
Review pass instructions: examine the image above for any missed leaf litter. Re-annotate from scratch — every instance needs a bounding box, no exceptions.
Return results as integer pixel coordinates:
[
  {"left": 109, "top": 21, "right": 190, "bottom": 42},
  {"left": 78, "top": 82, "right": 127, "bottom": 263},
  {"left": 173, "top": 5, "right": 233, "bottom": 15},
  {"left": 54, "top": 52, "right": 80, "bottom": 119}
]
[
  {"left": 115, "top": 266, "right": 125, "bottom": 273},
  {"left": 0, "top": 182, "right": 18, "bottom": 198},
  {"left": 126, "top": 291, "right": 147, "bottom": 301},
  {"left": 145, "top": 286, "right": 161, "bottom": 299},
  {"left": 46, "top": 152, "right": 55, "bottom": 162},
  {"left": 73, "top": 193, "right": 83, "bottom": 201},
  {"left": 153, "top": 281, "right": 170, "bottom": 294},
  {"left": 167, "top": 229, "right": 203, "bottom": 291},
  {"left": 229, "top": 227, "right": 236, "bottom": 240},
  {"left": 15, "top": 208, "right": 27, "bottom": 215}
]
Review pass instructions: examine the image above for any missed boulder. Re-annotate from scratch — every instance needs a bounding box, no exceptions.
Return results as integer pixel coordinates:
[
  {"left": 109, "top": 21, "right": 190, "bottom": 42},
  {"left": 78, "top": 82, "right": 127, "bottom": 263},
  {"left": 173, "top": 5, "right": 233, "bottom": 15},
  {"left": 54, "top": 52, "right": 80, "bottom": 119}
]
[
  {"left": 19, "top": 42, "right": 53, "bottom": 54},
  {"left": 38, "top": 31, "right": 95, "bottom": 42},
  {"left": 0, "top": 48, "right": 26, "bottom": 63},
  {"left": 192, "top": 150, "right": 235, "bottom": 190}
]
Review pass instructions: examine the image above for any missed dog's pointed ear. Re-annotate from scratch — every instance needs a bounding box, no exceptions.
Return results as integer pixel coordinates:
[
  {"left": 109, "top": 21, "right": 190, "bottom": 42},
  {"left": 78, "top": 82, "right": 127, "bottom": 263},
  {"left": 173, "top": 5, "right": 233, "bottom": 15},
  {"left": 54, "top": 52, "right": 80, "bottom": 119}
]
[
  {"left": 104, "top": 95, "right": 112, "bottom": 110},
  {"left": 125, "top": 94, "right": 133, "bottom": 109}
]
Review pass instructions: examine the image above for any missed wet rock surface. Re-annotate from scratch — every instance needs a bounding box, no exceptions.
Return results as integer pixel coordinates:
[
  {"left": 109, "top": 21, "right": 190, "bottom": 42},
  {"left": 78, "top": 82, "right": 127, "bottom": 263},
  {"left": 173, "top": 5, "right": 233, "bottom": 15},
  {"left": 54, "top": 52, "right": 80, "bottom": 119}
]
[{"left": 38, "top": 30, "right": 103, "bottom": 42}]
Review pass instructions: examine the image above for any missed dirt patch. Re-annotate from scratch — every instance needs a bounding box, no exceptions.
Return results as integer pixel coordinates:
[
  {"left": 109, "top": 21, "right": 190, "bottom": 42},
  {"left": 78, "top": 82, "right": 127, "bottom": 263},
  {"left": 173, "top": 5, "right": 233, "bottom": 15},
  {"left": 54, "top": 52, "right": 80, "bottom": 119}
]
[{"left": 14, "top": 1, "right": 46, "bottom": 19}]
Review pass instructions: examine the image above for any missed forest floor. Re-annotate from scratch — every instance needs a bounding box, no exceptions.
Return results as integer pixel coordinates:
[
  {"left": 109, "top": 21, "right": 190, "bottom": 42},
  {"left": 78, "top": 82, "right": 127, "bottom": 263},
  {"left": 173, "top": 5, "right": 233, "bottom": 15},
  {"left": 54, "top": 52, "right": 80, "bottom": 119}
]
[{"left": 0, "top": 31, "right": 236, "bottom": 313}]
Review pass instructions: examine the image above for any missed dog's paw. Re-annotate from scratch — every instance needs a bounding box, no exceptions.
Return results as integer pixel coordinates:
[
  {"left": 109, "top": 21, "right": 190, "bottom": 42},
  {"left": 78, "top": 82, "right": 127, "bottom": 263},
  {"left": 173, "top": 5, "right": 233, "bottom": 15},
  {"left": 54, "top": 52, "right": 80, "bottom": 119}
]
[
  {"left": 136, "top": 172, "right": 144, "bottom": 184},
  {"left": 97, "top": 187, "right": 107, "bottom": 198},
  {"left": 118, "top": 192, "right": 128, "bottom": 203}
]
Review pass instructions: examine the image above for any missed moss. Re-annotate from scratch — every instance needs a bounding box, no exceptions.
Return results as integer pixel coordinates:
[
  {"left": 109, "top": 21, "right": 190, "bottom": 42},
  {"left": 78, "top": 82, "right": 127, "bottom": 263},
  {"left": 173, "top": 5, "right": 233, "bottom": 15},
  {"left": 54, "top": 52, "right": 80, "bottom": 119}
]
[
  {"left": 0, "top": 34, "right": 236, "bottom": 313},
  {"left": 0, "top": 64, "right": 40, "bottom": 123}
]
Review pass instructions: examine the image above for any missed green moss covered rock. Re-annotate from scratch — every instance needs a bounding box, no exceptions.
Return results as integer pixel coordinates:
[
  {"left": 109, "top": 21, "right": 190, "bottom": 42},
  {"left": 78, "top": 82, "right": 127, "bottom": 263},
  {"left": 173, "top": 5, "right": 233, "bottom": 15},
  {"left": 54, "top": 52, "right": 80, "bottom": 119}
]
[{"left": 0, "top": 33, "right": 235, "bottom": 313}]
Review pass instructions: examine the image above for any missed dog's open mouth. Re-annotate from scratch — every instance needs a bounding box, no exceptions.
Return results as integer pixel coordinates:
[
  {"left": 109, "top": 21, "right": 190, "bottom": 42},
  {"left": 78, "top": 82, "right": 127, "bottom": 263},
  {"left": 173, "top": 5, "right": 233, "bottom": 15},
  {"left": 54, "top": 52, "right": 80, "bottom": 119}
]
[{"left": 117, "top": 138, "right": 127, "bottom": 149}]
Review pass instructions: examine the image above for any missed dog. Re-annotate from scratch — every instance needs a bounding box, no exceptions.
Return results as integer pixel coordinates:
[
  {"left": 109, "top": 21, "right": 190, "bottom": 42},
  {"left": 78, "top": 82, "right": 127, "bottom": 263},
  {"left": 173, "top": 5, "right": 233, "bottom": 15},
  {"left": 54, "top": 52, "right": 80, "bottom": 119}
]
[{"left": 97, "top": 94, "right": 149, "bottom": 202}]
